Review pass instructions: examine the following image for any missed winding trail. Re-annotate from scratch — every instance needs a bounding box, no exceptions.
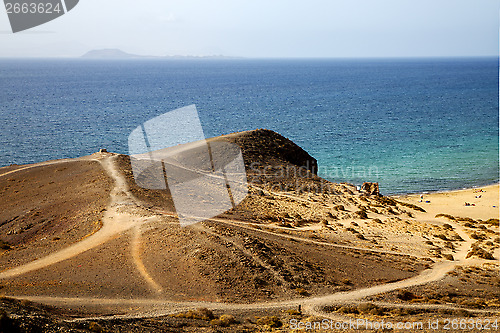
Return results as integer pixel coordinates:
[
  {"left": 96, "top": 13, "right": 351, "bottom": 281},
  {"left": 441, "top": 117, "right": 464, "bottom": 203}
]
[
  {"left": 0, "top": 154, "right": 495, "bottom": 321},
  {"left": 131, "top": 223, "right": 164, "bottom": 293},
  {"left": 0, "top": 154, "right": 163, "bottom": 294}
]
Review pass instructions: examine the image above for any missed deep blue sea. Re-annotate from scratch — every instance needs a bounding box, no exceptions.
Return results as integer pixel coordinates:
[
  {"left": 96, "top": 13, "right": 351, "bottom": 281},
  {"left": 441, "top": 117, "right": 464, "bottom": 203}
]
[{"left": 0, "top": 58, "right": 498, "bottom": 194}]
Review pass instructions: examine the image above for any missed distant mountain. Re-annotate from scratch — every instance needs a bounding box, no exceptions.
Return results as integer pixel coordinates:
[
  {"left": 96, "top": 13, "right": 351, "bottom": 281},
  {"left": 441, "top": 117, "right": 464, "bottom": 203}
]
[
  {"left": 81, "top": 49, "right": 148, "bottom": 59},
  {"left": 81, "top": 49, "right": 242, "bottom": 60}
]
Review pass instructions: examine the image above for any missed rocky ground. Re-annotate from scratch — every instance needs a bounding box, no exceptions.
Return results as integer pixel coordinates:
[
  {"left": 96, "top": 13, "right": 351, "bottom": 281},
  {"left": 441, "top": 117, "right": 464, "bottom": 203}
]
[{"left": 0, "top": 129, "right": 498, "bottom": 332}]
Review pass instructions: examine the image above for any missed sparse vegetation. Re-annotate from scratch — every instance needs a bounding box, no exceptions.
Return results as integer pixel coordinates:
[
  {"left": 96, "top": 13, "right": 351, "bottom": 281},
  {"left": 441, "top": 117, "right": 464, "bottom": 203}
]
[
  {"left": 0, "top": 310, "right": 20, "bottom": 333},
  {"left": 466, "top": 245, "right": 494, "bottom": 260},
  {"left": 355, "top": 210, "right": 368, "bottom": 219},
  {"left": 88, "top": 321, "right": 105, "bottom": 333},
  {"left": 486, "top": 218, "right": 499, "bottom": 226},
  {"left": 397, "top": 289, "right": 419, "bottom": 301},
  {"left": 286, "top": 309, "right": 301, "bottom": 316},
  {"left": 470, "top": 233, "right": 486, "bottom": 240},
  {"left": 397, "top": 201, "right": 426, "bottom": 212},
  {"left": 337, "top": 306, "right": 358, "bottom": 314},
  {"left": 443, "top": 254, "right": 454, "bottom": 261},
  {"left": 295, "top": 288, "right": 309, "bottom": 296},
  {"left": 0, "top": 240, "right": 12, "bottom": 250},
  {"left": 342, "top": 279, "right": 352, "bottom": 285},
  {"left": 255, "top": 316, "right": 282, "bottom": 328},
  {"left": 211, "top": 314, "right": 236, "bottom": 327},
  {"left": 435, "top": 213, "right": 455, "bottom": 220},
  {"left": 375, "top": 196, "right": 398, "bottom": 206},
  {"left": 457, "top": 217, "right": 476, "bottom": 223},
  {"left": 434, "top": 234, "right": 449, "bottom": 241},
  {"left": 172, "top": 308, "right": 215, "bottom": 320}
]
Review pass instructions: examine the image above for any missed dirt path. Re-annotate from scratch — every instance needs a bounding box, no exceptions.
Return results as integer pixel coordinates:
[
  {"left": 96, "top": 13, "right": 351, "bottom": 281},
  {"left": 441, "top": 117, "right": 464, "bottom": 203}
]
[
  {"left": 305, "top": 218, "right": 476, "bottom": 318},
  {"left": 0, "top": 154, "right": 160, "bottom": 293},
  {"left": 131, "top": 224, "right": 164, "bottom": 294},
  {"left": 0, "top": 155, "right": 135, "bottom": 279},
  {"left": 7, "top": 216, "right": 481, "bottom": 322},
  {"left": 0, "top": 155, "right": 490, "bottom": 322}
]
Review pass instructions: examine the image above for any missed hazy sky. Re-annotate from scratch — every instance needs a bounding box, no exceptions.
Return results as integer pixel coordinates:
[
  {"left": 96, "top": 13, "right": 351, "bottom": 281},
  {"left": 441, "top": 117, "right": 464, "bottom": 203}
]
[{"left": 0, "top": 0, "right": 498, "bottom": 58}]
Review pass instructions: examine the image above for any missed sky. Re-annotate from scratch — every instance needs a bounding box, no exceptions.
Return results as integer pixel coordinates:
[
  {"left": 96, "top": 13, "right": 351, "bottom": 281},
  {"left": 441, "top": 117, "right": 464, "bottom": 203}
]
[{"left": 0, "top": 0, "right": 499, "bottom": 58}]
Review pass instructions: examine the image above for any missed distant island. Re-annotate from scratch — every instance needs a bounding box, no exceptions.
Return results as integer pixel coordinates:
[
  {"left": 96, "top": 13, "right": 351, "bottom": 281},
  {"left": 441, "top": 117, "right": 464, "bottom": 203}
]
[{"left": 81, "top": 49, "right": 242, "bottom": 60}]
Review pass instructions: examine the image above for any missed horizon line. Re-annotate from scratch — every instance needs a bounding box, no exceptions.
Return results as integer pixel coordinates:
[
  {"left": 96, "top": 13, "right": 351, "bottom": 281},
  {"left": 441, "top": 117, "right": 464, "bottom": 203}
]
[{"left": 0, "top": 55, "right": 498, "bottom": 60}]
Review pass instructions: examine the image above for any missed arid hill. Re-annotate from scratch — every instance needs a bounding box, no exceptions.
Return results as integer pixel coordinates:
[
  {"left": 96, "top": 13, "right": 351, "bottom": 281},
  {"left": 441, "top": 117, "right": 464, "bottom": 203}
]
[{"left": 0, "top": 129, "right": 498, "bottom": 332}]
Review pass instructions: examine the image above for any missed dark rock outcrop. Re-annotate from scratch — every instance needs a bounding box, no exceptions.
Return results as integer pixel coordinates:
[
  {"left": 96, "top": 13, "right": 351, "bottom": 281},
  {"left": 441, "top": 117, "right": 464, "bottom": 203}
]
[
  {"left": 220, "top": 129, "right": 318, "bottom": 175},
  {"left": 361, "top": 182, "right": 379, "bottom": 195}
]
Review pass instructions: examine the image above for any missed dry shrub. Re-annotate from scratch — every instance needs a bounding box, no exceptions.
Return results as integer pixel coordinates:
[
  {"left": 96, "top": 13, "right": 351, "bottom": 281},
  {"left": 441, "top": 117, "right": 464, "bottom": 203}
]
[
  {"left": 466, "top": 246, "right": 494, "bottom": 260},
  {"left": 398, "top": 201, "right": 426, "bottom": 212},
  {"left": 295, "top": 288, "right": 309, "bottom": 296},
  {"left": 470, "top": 233, "right": 486, "bottom": 240},
  {"left": 459, "top": 298, "right": 487, "bottom": 309},
  {"left": 435, "top": 234, "right": 448, "bottom": 241},
  {"left": 486, "top": 218, "right": 499, "bottom": 226},
  {"left": 375, "top": 196, "right": 398, "bottom": 206},
  {"left": 443, "top": 254, "right": 454, "bottom": 261},
  {"left": 355, "top": 210, "right": 368, "bottom": 219},
  {"left": 457, "top": 217, "right": 476, "bottom": 223},
  {"left": 337, "top": 306, "right": 358, "bottom": 314},
  {"left": 342, "top": 279, "right": 352, "bottom": 285},
  {"left": 0, "top": 240, "right": 11, "bottom": 250},
  {"left": 435, "top": 213, "right": 455, "bottom": 220},
  {"left": 286, "top": 309, "right": 302, "bottom": 316},
  {"left": 0, "top": 310, "right": 20, "bottom": 333},
  {"left": 211, "top": 314, "right": 236, "bottom": 327},
  {"left": 88, "top": 322, "right": 105, "bottom": 333},
  {"left": 397, "top": 289, "right": 419, "bottom": 301},
  {"left": 255, "top": 316, "right": 282, "bottom": 328},
  {"left": 173, "top": 308, "right": 215, "bottom": 320},
  {"left": 357, "top": 302, "right": 376, "bottom": 313}
]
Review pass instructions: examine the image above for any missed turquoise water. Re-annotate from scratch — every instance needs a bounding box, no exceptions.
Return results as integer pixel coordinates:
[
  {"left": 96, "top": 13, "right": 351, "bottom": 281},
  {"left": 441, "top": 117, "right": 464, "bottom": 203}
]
[{"left": 0, "top": 58, "right": 498, "bottom": 194}]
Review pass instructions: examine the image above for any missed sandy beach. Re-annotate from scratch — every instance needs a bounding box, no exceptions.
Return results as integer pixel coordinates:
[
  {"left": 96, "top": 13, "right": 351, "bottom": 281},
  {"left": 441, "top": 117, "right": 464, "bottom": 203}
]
[{"left": 396, "top": 184, "right": 499, "bottom": 222}]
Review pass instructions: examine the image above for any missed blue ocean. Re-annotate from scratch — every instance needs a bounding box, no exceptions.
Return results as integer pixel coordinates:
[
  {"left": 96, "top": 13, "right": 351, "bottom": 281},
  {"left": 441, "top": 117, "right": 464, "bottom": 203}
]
[{"left": 0, "top": 58, "right": 498, "bottom": 194}]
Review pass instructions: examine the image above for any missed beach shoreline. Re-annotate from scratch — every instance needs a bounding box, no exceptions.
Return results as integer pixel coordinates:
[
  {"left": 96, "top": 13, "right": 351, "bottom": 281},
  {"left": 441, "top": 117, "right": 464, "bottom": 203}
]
[
  {"left": 395, "top": 183, "right": 499, "bottom": 221},
  {"left": 392, "top": 181, "right": 500, "bottom": 196}
]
